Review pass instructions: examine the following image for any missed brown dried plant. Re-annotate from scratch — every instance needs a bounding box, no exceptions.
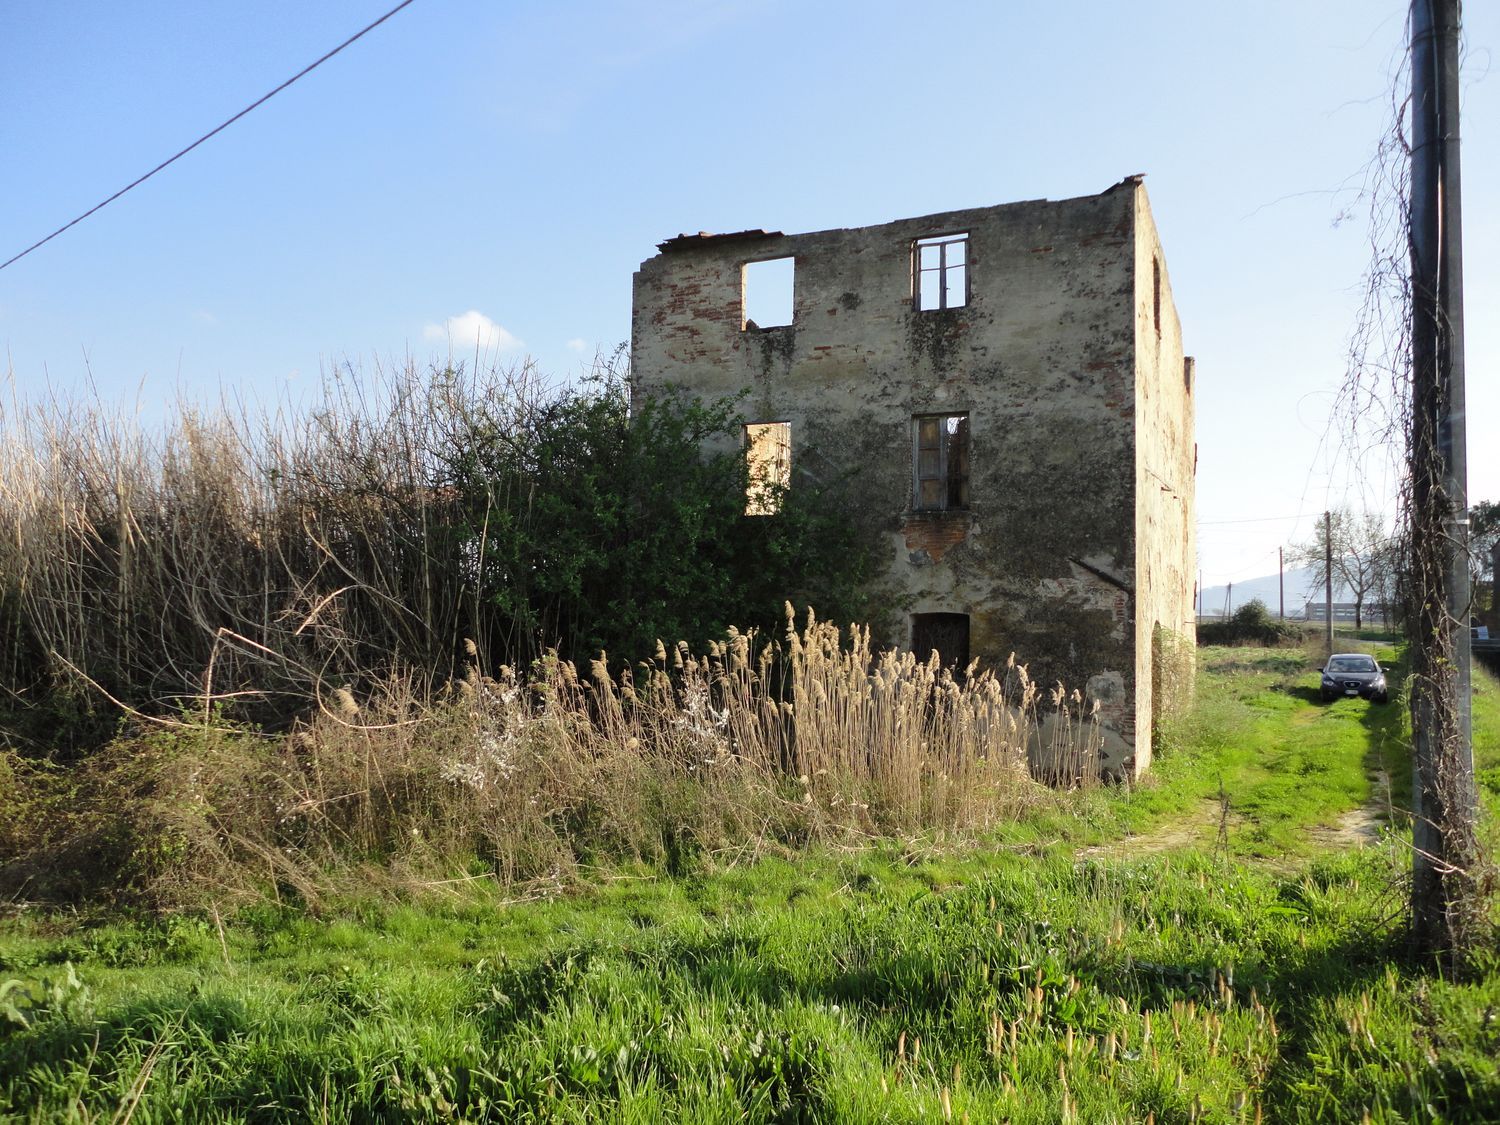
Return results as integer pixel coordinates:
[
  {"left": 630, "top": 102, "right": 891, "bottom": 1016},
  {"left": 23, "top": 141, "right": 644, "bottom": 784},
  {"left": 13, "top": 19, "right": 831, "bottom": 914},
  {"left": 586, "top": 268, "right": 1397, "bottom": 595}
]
[{"left": 0, "top": 608, "right": 1101, "bottom": 907}]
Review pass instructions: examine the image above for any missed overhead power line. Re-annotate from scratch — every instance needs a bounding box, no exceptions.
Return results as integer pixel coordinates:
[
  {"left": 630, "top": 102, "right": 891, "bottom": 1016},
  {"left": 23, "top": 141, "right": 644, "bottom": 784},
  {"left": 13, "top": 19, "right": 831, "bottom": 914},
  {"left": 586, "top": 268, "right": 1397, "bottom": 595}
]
[
  {"left": 0, "top": 0, "right": 419, "bottom": 274},
  {"left": 1196, "top": 513, "right": 1310, "bottom": 526}
]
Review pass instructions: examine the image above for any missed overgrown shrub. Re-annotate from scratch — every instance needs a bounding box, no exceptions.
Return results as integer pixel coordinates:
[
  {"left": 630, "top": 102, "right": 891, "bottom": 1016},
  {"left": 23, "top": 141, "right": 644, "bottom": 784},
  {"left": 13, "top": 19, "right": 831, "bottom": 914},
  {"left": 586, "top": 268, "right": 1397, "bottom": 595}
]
[
  {"left": 446, "top": 368, "right": 881, "bottom": 669},
  {"left": 1196, "top": 600, "right": 1301, "bottom": 647},
  {"left": 0, "top": 359, "right": 877, "bottom": 748},
  {"left": 0, "top": 753, "right": 29, "bottom": 860},
  {"left": 1151, "top": 624, "right": 1196, "bottom": 733}
]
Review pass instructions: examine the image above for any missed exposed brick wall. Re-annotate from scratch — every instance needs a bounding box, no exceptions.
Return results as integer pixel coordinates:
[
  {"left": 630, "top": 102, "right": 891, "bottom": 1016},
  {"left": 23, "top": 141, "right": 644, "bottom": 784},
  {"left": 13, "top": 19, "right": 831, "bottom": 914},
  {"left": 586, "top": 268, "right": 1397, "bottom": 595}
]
[{"left": 902, "top": 512, "right": 970, "bottom": 563}]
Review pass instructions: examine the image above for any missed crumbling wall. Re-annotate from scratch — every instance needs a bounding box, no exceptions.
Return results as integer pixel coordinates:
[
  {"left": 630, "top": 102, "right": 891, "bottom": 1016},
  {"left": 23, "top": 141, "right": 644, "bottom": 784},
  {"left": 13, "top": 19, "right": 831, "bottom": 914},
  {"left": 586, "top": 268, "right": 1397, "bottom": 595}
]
[
  {"left": 631, "top": 184, "right": 1176, "bottom": 776},
  {"left": 1131, "top": 185, "right": 1197, "bottom": 773}
]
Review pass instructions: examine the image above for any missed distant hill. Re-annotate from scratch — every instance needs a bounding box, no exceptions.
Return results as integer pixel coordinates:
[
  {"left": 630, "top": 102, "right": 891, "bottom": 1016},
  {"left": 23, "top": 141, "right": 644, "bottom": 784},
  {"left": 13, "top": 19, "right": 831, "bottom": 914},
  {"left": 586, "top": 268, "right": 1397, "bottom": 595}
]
[{"left": 1200, "top": 566, "right": 1362, "bottom": 618}]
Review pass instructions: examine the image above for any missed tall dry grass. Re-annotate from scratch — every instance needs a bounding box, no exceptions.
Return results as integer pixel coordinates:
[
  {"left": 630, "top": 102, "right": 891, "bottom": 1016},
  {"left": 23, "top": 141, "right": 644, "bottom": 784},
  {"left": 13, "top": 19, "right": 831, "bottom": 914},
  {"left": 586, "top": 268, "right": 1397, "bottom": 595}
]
[
  {"left": 0, "top": 362, "right": 1107, "bottom": 906},
  {"left": 0, "top": 361, "right": 549, "bottom": 723},
  {"left": 0, "top": 609, "right": 1099, "bottom": 907}
]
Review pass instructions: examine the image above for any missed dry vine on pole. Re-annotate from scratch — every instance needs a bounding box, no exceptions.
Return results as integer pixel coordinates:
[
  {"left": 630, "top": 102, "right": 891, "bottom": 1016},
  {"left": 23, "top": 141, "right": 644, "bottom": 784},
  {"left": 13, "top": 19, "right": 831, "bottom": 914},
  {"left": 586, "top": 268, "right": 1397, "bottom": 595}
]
[{"left": 1338, "top": 0, "right": 1486, "bottom": 965}]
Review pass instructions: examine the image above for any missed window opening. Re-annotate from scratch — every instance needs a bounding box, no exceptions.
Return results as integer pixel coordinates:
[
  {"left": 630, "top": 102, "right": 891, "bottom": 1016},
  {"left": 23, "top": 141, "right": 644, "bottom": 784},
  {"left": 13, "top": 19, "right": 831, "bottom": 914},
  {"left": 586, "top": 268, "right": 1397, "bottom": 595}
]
[
  {"left": 913, "top": 413, "right": 969, "bottom": 511},
  {"left": 911, "top": 612, "right": 970, "bottom": 671},
  {"left": 1152, "top": 256, "right": 1162, "bottom": 337},
  {"left": 914, "top": 233, "right": 968, "bottom": 311},
  {"left": 742, "top": 257, "right": 794, "bottom": 329},
  {"left": 744, "top": 421, "right": 791, "bottom": 515}
]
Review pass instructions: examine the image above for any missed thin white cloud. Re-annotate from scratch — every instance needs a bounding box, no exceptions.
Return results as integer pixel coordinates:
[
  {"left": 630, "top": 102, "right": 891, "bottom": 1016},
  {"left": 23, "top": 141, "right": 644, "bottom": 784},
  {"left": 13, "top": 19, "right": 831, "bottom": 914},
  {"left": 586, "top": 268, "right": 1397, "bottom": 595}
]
[
  {"left": 423, "top": 310, "right": 522, "bottom": 353},
  {"left": 565, "top": 337, "right": 588, "bottom": 352}
]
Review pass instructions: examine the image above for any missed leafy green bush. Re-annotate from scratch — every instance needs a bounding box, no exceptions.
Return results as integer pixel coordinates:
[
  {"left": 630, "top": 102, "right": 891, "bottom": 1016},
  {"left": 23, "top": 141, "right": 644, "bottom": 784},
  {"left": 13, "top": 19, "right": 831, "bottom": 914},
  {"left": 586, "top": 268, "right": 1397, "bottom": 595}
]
[
  {"left": 0, "top": 754, "right": 24, "bottom": 860},
  {"left": 0, "top": 963, "right": 91, "bottom": 1034},
  {"left": 1197, "top": 600, "right": 1301, "bottom": 647},
  {"left": 447, "top": 369, "right": 881, "bottom": 669}
]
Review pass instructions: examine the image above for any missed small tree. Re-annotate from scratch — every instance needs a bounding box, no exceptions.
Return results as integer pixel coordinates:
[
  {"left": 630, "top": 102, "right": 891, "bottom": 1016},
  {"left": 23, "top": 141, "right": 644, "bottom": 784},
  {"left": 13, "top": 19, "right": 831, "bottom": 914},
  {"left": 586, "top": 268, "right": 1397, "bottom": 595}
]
[
  {"left": 1289, "top": 508, "right": 1397, "bottom": 629},
  {"left": 1468, "top": 499, "right": 1500, "bottom": 617}
]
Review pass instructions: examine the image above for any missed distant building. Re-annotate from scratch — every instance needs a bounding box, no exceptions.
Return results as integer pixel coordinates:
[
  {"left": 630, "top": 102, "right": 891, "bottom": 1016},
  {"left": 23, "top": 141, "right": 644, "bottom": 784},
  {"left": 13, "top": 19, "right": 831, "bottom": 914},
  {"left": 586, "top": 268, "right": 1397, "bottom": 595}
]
[
  {"left": 1303, "top": 601, "right": 1395, "bottom": 626},
  {"left": 629, "top": 177, "right": 1196, "bottom": 777}
]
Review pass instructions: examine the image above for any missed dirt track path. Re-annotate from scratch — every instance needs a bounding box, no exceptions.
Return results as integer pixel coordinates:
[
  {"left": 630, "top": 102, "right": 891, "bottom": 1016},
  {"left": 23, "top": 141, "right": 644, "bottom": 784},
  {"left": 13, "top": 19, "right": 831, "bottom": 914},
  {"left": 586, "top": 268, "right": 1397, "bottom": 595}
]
[
  {"left": 1077, "top": 795, "right": 1388, "bottom": 861},
  {"left": 1306, "top": 803, "right": 1387, "bottom": 849}
]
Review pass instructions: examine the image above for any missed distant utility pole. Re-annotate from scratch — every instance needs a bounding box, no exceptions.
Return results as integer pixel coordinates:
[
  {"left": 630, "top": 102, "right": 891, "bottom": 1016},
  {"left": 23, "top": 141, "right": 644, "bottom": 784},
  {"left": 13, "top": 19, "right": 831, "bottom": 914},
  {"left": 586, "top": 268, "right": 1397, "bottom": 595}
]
[
  {"left": 1279, "top": 547, "right": 1285, "bottom": 619},
  {"left": 1325, "top": 511, "right": 1334, "bottom": 654},
  {"left": 1408, "top": 0, "right": 1477, "bottom": 960}
]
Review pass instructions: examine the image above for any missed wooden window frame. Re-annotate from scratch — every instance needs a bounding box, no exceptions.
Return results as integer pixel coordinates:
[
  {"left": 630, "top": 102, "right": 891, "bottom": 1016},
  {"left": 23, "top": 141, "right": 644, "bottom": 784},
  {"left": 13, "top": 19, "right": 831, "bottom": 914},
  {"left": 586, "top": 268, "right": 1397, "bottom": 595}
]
[
  {"left": 912, "top": 412, "right": 970, "bottom": 512},
  {"left": 913, "top": 233, "right": 969, "bottom": 311}
]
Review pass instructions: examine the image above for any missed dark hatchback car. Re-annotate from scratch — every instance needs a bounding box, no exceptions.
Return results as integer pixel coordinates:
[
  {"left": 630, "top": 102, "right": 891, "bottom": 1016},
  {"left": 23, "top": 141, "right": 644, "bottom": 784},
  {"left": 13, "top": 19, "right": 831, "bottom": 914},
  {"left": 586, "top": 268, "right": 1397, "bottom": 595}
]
[{"left": 1320, "top": 653, "right": 1389, "bottom": 704}]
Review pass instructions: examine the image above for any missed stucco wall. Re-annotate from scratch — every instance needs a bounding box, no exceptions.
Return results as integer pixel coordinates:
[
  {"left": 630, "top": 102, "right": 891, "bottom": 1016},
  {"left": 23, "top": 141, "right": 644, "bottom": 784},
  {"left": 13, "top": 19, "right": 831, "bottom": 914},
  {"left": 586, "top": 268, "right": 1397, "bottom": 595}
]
[
  {"left": 1131, "top": 186, "right": 1197, "bottom": 773},
  {"left": 630, "top": 181, "right": 1191, "bottom": 777}
]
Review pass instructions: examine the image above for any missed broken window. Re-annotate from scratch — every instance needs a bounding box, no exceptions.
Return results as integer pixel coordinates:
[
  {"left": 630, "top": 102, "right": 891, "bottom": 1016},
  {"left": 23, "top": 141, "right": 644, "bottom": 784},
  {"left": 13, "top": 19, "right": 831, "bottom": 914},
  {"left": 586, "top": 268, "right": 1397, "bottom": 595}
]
[
  {"left": 914, "top": 233, "right": 968, "bottom": 311},
  {"left": 742, "top": 257, "right": 795, "bottom": 329},
  {"left": 911, "top": 612, "right": 970, "bottom": 671},
  {"left": 744, "top": 421, "right": 791, "bottom": 515},
  {"left": 913, "top": 413, "right": 969, "bottom": 511}
]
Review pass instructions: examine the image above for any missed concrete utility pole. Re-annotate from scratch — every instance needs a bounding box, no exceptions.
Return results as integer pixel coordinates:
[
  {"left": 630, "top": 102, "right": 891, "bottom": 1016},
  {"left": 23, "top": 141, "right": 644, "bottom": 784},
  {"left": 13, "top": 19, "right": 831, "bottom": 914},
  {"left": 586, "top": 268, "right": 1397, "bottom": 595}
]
[
  {"left": 1408, "top": 0, "right": 1477, "bottom": 960},
  {"left": 1325, "top": 511, "right": 1334, "bottom": 655}
]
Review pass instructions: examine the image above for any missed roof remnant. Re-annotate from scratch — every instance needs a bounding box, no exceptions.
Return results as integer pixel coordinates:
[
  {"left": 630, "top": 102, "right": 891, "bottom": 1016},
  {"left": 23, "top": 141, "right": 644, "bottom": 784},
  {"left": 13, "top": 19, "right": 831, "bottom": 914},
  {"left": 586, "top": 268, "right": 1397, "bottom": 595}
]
[{"left": 657, "top": 229, "right": 784, "bottom": 253}]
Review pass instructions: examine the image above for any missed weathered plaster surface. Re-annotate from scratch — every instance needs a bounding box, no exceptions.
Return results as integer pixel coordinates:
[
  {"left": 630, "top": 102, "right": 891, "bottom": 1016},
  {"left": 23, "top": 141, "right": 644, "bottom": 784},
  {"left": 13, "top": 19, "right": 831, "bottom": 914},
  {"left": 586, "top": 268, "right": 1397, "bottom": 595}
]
[
  {"left": 630, "top": 180, "right": 1195, "bottom": 777},
  {"left": 1131, "top": 188, "right": 1198, "bottom": 773}
]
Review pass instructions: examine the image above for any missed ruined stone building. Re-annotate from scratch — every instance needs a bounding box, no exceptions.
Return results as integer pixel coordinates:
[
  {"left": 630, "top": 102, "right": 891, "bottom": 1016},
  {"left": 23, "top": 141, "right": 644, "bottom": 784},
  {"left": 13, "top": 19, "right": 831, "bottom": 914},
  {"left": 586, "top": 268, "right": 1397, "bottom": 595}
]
[{"left": 630, "top": 176, "right": 1196, "bottom": 776}]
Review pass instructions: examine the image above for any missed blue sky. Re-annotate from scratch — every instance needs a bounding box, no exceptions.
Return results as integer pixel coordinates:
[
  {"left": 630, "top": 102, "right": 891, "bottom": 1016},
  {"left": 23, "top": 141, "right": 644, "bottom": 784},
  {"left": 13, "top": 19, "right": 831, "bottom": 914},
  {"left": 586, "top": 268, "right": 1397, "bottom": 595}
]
[{"left": 2, "top": 0, "right": 1496, "bottom": 591}]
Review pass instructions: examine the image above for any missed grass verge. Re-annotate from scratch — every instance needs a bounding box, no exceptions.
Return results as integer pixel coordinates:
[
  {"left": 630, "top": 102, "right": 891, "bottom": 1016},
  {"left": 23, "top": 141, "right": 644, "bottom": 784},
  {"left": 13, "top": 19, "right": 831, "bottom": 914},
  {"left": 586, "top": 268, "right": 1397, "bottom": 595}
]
[{"left": 1, "top": 643, "right": 1496, "bottom": 1122}]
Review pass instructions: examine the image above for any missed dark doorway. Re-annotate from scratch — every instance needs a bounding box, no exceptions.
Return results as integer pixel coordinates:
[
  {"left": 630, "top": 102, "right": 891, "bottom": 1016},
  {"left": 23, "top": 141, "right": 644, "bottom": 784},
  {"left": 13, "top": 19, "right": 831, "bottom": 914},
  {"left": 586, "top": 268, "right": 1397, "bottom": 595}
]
[{"left": 911, "top": 612, "right": 970, "bottom": 671}]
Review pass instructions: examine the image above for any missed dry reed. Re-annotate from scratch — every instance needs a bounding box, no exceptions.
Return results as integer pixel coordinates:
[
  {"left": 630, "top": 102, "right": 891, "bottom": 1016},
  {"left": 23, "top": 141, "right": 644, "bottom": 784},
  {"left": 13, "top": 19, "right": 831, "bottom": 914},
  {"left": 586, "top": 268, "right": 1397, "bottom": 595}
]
[
  {"left": 0, "top": 608, "right": 1100, "bottom": 907},
  {"left": 0, "top": 360, "right": 551, "bottom": 718}
]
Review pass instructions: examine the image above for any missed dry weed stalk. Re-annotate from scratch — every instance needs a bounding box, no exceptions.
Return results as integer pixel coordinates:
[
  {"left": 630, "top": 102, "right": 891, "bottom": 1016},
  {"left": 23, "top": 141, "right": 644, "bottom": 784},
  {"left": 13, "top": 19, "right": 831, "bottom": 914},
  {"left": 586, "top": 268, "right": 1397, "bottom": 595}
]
[{"left": 1, "top": 609, "right": 1101, "bottom": 907}]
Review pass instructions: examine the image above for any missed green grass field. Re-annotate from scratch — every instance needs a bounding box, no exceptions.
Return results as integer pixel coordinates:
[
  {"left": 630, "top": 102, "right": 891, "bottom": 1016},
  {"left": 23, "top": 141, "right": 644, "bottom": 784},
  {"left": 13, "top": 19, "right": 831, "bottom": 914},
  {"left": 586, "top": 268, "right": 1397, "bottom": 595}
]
[{"left": 2, "top": 644, "right": 1498, "bottom": 1123}]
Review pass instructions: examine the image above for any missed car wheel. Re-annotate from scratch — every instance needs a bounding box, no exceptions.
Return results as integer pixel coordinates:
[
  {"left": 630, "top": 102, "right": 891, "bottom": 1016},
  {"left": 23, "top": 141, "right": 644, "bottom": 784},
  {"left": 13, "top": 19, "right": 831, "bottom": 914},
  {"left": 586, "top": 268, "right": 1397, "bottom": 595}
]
[{"left": 1374, "top": 692, "right": 1389, "bottom": 705}]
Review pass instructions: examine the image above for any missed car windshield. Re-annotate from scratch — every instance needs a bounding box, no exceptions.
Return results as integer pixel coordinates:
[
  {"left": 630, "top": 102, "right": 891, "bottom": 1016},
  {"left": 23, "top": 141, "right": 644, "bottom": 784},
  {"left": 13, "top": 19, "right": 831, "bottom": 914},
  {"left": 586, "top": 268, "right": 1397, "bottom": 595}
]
[{"left": 1328, "top": 656, "right": 1377, "bottom": 673}]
